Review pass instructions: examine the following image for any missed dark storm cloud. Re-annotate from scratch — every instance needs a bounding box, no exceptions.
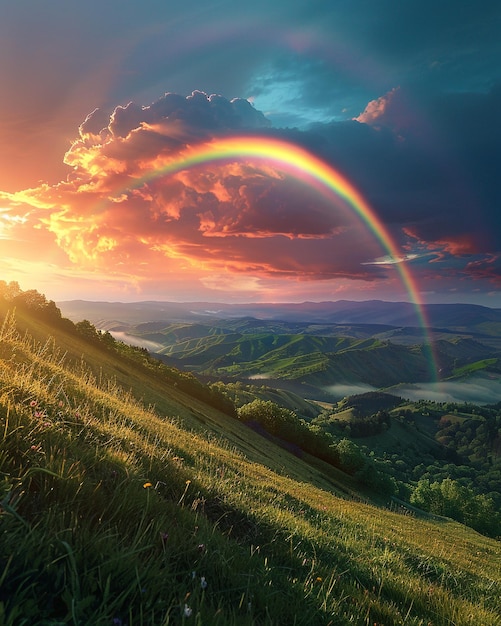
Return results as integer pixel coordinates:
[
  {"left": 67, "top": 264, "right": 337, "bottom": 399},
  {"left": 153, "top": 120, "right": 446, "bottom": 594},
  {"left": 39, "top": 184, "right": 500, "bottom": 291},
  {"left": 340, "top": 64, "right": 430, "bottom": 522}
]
[
  {"left": 80, "top": 91, "right": 269, "bottom": 142},
  {"left": 68, "top": 91, "right": 270, "bottom": 177},
  {"left": 349, "top": 0, "right": 500, "bottom": 60},
  {"left": 286, "top": 85, "right": 501, "bottom": 269},
  {"left": 244, "top": 0, "right": 501, "bottom": 125}
]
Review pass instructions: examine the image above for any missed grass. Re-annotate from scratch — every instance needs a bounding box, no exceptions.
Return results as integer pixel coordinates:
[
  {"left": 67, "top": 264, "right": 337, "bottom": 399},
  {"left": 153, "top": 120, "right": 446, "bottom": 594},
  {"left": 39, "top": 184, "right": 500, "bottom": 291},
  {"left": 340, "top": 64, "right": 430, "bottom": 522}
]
[
  {"left": 452, "top": 358, "right": 499, "bottom": 377},
  {"left": 1, "top": 309, "right": 501, "bottom": 625}
]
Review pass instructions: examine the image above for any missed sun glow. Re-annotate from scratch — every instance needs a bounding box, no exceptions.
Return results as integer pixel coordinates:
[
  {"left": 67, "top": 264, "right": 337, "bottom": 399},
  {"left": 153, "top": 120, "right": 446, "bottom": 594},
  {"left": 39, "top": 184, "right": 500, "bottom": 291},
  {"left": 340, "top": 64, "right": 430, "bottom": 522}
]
[{"left": 0, "top": 210, "right": 28, "bottom": 239}]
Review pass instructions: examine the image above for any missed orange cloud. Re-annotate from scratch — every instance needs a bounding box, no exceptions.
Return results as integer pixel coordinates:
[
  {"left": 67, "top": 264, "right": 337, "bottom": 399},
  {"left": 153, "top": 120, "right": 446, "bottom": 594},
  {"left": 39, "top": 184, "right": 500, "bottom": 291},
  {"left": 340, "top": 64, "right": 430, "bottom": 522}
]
[
  {"left": 403, "top": 226, "right": 483, "bottom": 257},
  {"left": 354, "top": 89, "right": 398, "bottom": 125}
]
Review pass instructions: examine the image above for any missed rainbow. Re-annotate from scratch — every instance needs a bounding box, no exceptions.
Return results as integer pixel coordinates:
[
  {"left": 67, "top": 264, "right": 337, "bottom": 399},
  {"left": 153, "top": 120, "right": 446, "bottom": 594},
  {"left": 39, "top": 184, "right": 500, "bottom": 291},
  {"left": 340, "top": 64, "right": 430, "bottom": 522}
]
[{"left": 128, "top": 135, "right": 438, "bottom": 381}]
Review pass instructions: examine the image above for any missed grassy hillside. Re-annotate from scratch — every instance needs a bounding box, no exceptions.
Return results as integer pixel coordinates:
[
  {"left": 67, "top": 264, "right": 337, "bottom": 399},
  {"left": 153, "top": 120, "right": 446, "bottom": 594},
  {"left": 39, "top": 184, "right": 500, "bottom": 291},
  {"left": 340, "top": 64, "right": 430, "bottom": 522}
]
[{"left": 1, "top": 304, "right": 501, "bottom": 624}]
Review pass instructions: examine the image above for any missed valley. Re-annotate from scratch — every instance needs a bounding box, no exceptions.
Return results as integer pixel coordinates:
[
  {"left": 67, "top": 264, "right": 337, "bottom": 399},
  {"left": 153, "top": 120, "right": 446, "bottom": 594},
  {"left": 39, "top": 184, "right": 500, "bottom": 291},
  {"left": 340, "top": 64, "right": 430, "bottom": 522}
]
[{"left": 60, "top": 298, "right": 501, "bottom": 404}]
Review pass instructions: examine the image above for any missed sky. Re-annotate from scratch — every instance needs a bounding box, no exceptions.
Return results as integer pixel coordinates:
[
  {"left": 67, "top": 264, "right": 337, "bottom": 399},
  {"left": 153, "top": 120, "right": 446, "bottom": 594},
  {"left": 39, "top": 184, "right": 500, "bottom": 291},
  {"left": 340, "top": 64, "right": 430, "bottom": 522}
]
[{"left": 0, "top": 0, "right": 500, "bottom": 306}]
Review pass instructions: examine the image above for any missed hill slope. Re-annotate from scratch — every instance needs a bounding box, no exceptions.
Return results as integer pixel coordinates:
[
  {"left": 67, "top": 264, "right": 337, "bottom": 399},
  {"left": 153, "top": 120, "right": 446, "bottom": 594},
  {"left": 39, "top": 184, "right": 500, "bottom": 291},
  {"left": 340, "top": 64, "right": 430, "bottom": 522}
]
[{"left": 1, "top": 302, "right": 500, "bottom": 625}]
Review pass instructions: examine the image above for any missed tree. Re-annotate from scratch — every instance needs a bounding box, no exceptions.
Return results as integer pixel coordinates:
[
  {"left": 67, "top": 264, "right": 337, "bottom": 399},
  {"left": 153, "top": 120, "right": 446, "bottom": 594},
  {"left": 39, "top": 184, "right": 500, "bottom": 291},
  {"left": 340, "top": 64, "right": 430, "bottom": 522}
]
[
  {"left": 237, "top": 400, "right": 297, "bottom": 436},
  {"left": 13, "top": 289, "right": 49, "bottom": 310},
  {"left": 11, "top": 289, "right": 63, "bottom": 323},
  {"left": 335, "top": 439, "right": 365, "bottom": 474},
  {"left": 100, "top": 331, "right": 117, "bottom": 348},
  {"left": 410, "top": 478, "right": 501, "bottom": 537},
  {"left": 0, "top": 280, "right": 22, "bottom": 300},
  {"left": 75, "top": 320, "right": 101, "bottom": 343},
  {"left": 410, "top": 479, "right": 443, "bottom": 513}
]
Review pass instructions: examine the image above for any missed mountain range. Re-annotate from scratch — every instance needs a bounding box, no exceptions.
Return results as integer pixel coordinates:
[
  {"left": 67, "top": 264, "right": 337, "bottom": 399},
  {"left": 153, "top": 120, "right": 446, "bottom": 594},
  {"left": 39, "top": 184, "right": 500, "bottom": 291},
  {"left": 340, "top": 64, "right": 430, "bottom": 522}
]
[{"left": 58, "top": 299, "right": 501, "bottom": 330}]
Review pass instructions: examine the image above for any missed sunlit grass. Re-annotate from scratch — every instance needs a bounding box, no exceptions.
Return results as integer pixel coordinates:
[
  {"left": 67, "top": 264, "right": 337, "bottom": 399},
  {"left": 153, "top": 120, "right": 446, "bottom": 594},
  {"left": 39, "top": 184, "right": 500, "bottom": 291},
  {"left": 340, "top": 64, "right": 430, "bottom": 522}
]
[{"left": 1, "top": 310, "right": 500, "bottom": 625}]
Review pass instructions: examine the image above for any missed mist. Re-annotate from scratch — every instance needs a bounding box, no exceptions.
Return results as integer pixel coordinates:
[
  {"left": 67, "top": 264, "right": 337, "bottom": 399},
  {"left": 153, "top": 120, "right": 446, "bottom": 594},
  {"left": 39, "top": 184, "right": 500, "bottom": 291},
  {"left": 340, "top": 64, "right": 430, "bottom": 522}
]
[
  {"left": 323, "top": 383, "right": 377, "bottom": 400},
  {"left": 109, "top": 331, "right": 165, "bottom": 352},
  {"left": 388, "top": 378, "right": 501, "bottom": 405},
  {"left": 323, "top": 377, "right": 501, "bottom": 405}
]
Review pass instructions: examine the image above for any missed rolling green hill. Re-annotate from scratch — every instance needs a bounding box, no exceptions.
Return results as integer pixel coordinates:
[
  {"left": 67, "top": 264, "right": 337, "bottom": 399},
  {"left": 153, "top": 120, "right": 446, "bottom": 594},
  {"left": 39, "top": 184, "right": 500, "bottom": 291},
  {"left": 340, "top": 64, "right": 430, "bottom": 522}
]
[
  {"left": 112, "top": 319, "right": 501, "bottom": 400},
  {"left": 134, "top": 325, "right": 433, "bottom": 387},
  {"left": 1, "top": 292, "right": 501, "bottom": 624}
]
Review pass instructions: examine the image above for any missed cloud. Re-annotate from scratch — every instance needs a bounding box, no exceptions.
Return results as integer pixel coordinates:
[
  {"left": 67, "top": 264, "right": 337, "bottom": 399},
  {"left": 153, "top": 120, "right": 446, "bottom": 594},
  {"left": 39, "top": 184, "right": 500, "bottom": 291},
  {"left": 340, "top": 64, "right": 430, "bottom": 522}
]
[
  {"left": 354, "top": 88, "right": 402, "bottom": 127},
  {"left": 463, "top": 255, "right": 501, "bottom": 285},
  {"left": 314, "top": 85, "right": 501, "bottom": 286},
  {"left": 2, "top": 91, "right": 398, "bottom": 297},
  {"left": 2, "top": 84, "right": 501, "bottom": 300}
]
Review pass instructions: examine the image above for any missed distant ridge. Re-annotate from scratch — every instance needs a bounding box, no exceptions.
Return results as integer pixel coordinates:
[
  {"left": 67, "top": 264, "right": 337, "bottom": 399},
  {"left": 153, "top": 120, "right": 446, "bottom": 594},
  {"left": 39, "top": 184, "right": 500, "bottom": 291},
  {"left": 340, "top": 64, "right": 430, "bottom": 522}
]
[{"left": 58, "top": 299, "right": 501, "bottom": 330}]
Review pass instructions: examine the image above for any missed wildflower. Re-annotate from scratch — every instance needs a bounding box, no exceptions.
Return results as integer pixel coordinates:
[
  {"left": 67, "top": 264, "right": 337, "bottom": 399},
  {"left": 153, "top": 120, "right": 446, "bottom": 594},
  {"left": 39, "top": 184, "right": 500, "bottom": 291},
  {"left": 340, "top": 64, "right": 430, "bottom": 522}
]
[
  {"left": 143, "top": 482, "right": 153, "bottom": 489},
  {"left": 160, "top": 532, "right": 169, "bottom": 542},
  {"left": 200, "top": 576, "right": 207, "bottom": 590},
  {"left": 30, "top": 400, "right": 37, "bottom": 408},
  {"left": 197, "top": 543, "right": 206, "bottom": 552},
  {"left": 183, "top": 604, "right": 192, "bottom": 617},
  {"left": 192, "top": 571, "right": 196, "bottom": 579},
  {"left": 185, "top": 479, "right": 191, "bottom": 485},
  {"left": 34, "top": 411, "right": 43, "bottom": 418},
  {"left": 315, "top": 577, "right": 323, "bottom": 583}
]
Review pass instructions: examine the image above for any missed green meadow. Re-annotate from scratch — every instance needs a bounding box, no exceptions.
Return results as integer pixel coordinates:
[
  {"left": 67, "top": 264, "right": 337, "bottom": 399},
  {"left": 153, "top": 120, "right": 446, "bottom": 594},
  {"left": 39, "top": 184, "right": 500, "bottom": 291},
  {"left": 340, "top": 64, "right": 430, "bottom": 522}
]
[{"left": 1, "top": 300, "right": 500, "bottom": 625}]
